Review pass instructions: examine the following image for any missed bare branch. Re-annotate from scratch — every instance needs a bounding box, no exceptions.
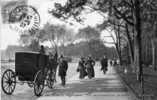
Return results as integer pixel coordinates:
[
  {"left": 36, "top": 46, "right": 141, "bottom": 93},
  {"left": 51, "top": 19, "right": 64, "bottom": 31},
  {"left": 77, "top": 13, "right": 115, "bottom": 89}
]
[{"left": 113, "top": 6, "right": 134, "bottom": 26}]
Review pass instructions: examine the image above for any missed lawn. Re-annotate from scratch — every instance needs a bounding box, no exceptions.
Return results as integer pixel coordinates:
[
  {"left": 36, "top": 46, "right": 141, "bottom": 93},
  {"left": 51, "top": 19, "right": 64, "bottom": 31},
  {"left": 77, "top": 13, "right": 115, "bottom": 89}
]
[{"left": 115, "top": 64, "right": 157, "bottom": 100}]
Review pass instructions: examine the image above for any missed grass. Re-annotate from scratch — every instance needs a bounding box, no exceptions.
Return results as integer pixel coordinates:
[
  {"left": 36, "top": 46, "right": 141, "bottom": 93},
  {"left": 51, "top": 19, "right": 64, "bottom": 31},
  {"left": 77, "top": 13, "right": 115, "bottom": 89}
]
[{"left": 115, "top": 64, "right": 157, "bottom": 100}]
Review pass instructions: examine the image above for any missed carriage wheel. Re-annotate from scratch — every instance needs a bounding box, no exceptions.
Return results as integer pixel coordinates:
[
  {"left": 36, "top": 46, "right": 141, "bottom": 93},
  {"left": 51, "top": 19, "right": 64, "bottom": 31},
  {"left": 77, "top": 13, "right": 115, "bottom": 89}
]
[
  {"left": 1, "top": 69, "right": 16, "bottom": 95},
  {"left": 47, "top": 71, "right": 55, "bottom": 89},
  {"left": 34, "top": 70, "right": 44, "bottom": 96}
]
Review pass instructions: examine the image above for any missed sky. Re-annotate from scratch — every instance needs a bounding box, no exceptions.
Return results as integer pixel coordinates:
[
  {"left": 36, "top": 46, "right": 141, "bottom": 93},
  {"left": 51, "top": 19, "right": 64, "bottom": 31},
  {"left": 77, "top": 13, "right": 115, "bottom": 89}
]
[{"left": 0, "top": 0, "right": 115, "bottom": 50}]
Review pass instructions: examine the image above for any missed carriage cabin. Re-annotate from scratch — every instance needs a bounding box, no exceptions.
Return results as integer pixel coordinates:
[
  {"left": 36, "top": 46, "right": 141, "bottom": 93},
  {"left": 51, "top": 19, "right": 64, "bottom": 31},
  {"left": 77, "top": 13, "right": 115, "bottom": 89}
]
[{"left": 15, "top": 52, "right": 49, "bottom": 81}]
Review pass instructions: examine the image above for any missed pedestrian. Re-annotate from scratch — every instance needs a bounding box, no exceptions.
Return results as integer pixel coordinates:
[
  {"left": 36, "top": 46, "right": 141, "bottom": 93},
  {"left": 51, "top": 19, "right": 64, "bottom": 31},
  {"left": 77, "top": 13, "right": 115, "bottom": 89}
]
[
  {"left": 53, "top": 51, "right": 58, "bottom": 61},
  {"left": 114, "top": 59, "right": 117, "bottom": 66},
  {"left": 85, "top": 55, "right": 95, "bottom": 78},
  {"left": 58, "top": 55, "right": 68, "bottom": 86},
  {"left": 77, "top": 57, "right": 87, "bottom": 79},
  {"left": 53, "top": 51, "right": 58, "bottom": 82},
  {"left": 100, "top": 55, "right": 108, "bottom": 74},
  {"left": 110, "top": 60, "right": 113, "bottom": 66}
]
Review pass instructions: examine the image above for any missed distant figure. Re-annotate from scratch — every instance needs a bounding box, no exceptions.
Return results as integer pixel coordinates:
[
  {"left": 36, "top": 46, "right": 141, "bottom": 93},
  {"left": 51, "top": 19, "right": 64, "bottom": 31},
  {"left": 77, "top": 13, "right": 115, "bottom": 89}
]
[
  {"left": 114, "top": 59, "right": 117, "bottom": 66},
  {"left": 54, "top": 51, "right": 58, "bottom": 62},
  {"left": 39, "top": 45, "right": 45, "bottom": 54},
  {"left": 53, "top": 51, "right": 58, "bottom": 82},
  {"left": 112, "top": 60, "right": 115, "bottom": 66},
  {"left": 77, "top": 57, "right": 87, "bottom": 79},
  {"left": 110, "top": 60, "right": 113, "bottom": 66},
  {"left": 58, "top": 55, "right": 68, "bottom": 86},
  {"left": 85, "top": 56, "right": 95, "bottom": 79},
  {"left": 100, "top": 55, "right": 108, "bottom": 74}
]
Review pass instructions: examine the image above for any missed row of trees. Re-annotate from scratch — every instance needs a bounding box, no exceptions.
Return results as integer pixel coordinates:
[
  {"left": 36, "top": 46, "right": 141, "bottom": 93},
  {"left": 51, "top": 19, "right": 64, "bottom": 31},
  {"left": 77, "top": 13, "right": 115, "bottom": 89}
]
[
  {"left": 2, "top": 39, "right": 117, "bottom": 61},
  {"left": 19, "top": 23, "right": 116, "bottom": 58},
  {"left": 60, "top": 39, "right": 117, "bottom": 59},
  {"left": 19, "top": 23, "right": 74, "bottom": 52}
]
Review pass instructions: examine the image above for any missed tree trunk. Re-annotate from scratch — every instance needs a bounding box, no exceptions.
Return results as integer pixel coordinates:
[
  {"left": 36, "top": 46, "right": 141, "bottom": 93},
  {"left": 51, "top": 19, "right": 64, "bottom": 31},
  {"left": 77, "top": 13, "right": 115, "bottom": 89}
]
[
  {"left": 117, "top": 24, "right": 122, "bottom": 65},
  {"left": 115, "top": 43, "right": 122, "bottom": 65},
  {"left": 152, "top": 39, "right": 157, "bottom": 70},
  {"left": 152, "top": 21, "right": 157, "bottom": 70},
  {"left": 134, "top": 0, "right": 142, "bottom": 81},
  {"left": 125, "top": 23, "right": 134, "bottom": 64}
]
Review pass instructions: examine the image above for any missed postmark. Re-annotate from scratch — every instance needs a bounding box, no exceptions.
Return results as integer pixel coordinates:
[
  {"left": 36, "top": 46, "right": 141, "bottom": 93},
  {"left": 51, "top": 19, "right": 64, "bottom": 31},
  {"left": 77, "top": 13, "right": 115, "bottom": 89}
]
[{"left": 9, "top": 5, "right": 40, "bottom": 34}]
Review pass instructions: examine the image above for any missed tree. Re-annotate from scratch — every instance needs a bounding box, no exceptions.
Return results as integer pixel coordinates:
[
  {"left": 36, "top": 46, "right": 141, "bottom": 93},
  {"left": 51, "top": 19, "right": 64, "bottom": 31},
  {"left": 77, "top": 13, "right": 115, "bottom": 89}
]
[
  {"left": 19, "top": 34, "right": 40, "bottom": 51},
  {"left": 19, "top": 23, "right": 75, "bottom": 55},
  {"left": 60, "top": 39, "right": 117, "bottom": 59},
  {"left": 38, "top": 23, "right": 75, "bottom": 53},
  {"left": 76, "top": 26, "right": 100, "bottom": 41}
]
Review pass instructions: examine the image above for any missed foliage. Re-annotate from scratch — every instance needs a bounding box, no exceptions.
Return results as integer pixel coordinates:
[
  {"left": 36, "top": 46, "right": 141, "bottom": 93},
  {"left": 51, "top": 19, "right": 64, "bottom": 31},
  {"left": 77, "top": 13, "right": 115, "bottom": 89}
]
[
  {"left": 60, "top": 39, "right": 117, "bottom": 59},
  {"left": 76, "top": 26, "right": 100, "bottom": 41},
  {"left": 19, "top": 23, "right": 75, "bottom": 53},
  {"left": 2, "top": 45, "right": 31, "bottom": 60}
]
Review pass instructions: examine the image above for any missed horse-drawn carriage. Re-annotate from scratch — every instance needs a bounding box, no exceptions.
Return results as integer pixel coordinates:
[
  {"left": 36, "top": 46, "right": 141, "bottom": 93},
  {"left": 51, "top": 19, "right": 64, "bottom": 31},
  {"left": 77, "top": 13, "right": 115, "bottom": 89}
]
[{"left": 1, "top": 52, "right": 55, "bottom": 96}]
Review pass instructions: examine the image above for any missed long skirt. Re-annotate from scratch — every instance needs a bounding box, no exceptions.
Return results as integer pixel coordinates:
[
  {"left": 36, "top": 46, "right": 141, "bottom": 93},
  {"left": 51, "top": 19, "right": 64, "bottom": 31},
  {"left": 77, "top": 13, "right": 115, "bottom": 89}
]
[
  {"left": 79, "top": 68, "right": 87, "bottom": 79},
  {"left": 91, "top": 66, "right": 95, "bottom": 77}
]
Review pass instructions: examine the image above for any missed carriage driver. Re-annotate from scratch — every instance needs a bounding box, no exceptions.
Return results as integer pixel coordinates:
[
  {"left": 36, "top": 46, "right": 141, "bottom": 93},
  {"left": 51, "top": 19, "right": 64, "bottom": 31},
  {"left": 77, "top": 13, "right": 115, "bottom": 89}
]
[{"left": 39, "top": 45, "right": 45, "bottom": 54}]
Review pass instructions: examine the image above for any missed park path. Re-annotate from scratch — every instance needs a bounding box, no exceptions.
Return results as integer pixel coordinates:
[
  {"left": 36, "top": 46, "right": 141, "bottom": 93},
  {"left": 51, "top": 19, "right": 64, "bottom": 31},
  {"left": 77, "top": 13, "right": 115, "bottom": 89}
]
[
  {"left": 1, "top": 62, "right": 135, "bottom": 100},
  {"left": 38, "top": 63, "right": 134, "bottom": 100}
]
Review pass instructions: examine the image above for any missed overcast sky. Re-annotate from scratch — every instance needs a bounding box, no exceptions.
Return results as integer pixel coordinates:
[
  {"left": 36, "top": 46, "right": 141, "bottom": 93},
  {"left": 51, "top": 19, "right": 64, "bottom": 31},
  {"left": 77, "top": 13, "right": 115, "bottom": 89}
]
[{"left": 0, "top": 0, "right": 114, "bottom": 50}]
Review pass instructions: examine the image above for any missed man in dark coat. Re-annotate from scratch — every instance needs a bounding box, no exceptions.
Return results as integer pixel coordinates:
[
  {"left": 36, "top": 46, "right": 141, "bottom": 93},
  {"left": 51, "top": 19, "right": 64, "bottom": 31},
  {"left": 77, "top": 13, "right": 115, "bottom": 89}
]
[
  {"left": 58, "top": 55, "right": 68, "bottom": 86},
  {"left": 100, "top": 55, "right": 108, "bottom": 74},
  {"left": 77, "top": 57, "right": 87, "bottom": 79}
]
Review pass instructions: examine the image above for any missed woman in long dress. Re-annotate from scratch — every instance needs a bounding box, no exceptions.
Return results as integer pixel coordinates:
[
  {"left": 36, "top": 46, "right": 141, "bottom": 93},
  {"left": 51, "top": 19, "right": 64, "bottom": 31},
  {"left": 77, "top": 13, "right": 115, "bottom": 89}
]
[{"left": 77, "top": 57, "right": 87, "bottom": 79}]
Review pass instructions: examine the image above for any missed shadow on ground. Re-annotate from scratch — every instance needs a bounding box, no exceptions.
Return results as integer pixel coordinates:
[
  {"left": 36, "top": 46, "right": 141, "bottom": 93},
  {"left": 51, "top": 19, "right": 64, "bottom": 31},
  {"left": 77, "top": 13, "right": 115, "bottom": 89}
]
[{"left": 43, "top": 78, "right": 128, "bottom": 96}]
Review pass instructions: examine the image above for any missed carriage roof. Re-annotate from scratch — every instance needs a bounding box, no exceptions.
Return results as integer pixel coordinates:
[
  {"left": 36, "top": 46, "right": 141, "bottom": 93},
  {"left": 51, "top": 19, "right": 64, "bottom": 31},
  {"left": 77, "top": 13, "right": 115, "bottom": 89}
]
[
  {"left": 15, "top": 51, "right": 48, "bottom": 64},
  {"left": 16, "top": 51, "right": 40, "bottom": 55}
]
